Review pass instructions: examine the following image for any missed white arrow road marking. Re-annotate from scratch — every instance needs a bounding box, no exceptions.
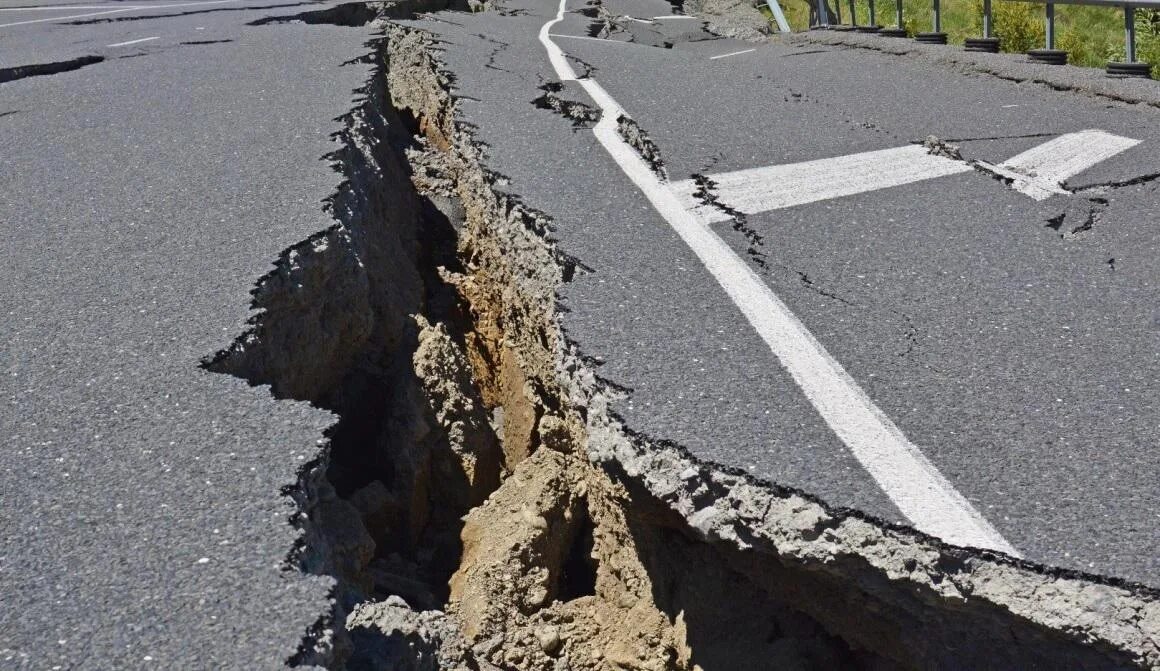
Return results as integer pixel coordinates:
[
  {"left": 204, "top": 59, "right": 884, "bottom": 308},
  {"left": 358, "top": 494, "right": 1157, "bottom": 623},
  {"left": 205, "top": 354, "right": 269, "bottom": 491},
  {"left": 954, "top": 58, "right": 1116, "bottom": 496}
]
[
  {"left": 671, "top": 144, "right": 973, "bottom": 223},
  {"left": 975, "top": 129, "right": 1141, "bottom": 200},
  {"left": 674, "top": 130, "right": 1140, "bottom": 221},
  {"left": 540, "top": 0, "right": 1020, "bottom": 555}
]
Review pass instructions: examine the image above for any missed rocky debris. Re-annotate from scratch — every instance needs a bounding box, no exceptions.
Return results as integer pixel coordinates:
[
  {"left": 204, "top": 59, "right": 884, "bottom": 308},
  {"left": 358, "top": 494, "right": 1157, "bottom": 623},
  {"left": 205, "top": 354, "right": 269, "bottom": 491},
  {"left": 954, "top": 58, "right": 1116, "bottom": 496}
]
[
  {"left": 677, "top": 0, "right": 771, "bottom": 41},
  {"left": 617, "top": 115, "right": 668, "bottom": 178},
  {"left": 533, "top": 82, "right": 601, "bottom": 128},
  {"left": 922, "top": 134, "right": 964, "bottom": 160}
]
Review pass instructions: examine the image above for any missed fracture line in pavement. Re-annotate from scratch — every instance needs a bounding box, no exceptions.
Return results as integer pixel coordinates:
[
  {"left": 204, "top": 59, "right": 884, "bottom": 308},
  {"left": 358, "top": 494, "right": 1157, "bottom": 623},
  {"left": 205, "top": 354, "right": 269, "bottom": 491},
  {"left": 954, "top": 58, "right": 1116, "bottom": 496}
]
[
  {"left": 975, "top": 129, "right": 1140, "bottom": 200},
  {"left": 540, "top": 0, "right": 1021, "bottom": 556}
]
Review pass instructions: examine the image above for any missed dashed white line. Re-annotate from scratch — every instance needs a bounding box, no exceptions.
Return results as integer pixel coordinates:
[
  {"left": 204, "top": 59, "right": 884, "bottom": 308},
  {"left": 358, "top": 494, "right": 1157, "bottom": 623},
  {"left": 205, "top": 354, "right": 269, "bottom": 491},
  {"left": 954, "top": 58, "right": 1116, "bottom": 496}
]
[
  {"left": 540, "top": 0, "right": 1019, "bottom": 555},
  {"left": 106, "top": 35, "right": 160, "bottom": 47},
  {"left": 709, "top": 48, "right": 756, "bottom": 60}
]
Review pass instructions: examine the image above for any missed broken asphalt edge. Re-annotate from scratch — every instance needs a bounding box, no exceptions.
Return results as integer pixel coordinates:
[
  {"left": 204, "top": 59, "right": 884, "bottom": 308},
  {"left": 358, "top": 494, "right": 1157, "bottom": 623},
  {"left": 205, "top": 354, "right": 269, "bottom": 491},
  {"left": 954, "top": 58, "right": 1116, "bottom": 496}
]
[{"left": 201, "top": 1, "right": 1160, "bottom": 667}]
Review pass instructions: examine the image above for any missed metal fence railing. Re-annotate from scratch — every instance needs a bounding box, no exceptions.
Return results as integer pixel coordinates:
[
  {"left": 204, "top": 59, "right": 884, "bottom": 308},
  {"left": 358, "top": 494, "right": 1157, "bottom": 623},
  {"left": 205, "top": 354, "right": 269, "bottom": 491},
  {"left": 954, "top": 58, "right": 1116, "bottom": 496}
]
[{"left": 810, "top": 0, "right": 1158, "bottom": 77}]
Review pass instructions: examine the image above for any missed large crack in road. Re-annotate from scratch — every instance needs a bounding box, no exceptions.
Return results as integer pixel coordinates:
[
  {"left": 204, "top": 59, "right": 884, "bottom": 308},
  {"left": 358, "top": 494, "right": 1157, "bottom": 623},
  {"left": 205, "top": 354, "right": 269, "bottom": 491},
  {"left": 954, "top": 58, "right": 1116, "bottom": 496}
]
[{"left": 198, "top": 2, "right": 1160, "bottom": 668}]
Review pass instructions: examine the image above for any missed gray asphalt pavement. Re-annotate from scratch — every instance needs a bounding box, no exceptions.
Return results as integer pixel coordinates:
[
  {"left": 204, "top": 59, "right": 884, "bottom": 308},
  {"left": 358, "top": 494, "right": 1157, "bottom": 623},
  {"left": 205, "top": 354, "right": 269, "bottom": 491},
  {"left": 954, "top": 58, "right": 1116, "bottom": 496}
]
[
  {"left": 2, "top": 1, "right": 371, "bottom": 667},
  {"left": 401, "top": 0, "right": 1160, "bottom": 585},
  {"left": 4, "top": 0, "right": 1159, "bottom": 666}
]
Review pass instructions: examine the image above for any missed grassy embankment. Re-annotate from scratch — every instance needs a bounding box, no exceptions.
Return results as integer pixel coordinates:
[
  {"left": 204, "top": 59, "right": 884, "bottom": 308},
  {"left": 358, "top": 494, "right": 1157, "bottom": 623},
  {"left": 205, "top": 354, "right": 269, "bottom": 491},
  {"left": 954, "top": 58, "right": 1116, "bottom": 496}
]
[{"left": 766, "top": 0, "right": 1160, "bottom": 76}]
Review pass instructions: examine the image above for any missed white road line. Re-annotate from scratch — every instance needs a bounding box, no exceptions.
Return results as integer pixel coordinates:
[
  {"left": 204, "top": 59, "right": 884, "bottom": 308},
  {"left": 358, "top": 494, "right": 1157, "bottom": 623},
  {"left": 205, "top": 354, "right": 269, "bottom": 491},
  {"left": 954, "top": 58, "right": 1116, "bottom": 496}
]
[
  {"left": 0, "top": 8, "right": 129, "bottom": 27},
  {"left": 540, "top": 0, "right": 1019, "bottom": 555},
  {"left": 106, "top": 35, "right": 160, "bottom": 47},
  {"left": 549, "top": 33, "right": 644, "bottom": 46},
  {"left": 0, "top": 0, "right": 234, "bottom": 27},
  {"left": 0, "top": 6, "right": 137, "bottom": 10},
  {"left": 670, "top": 145, "right": 973, "bottom": 223},
  {"left": 709, "top": 48, "right": 756, "bottom": 60},
  {"left": 975, "top": 129, "right": 1140, "bottom": 200},
  {"left": 653, "top": 15, "right": 699, "bottom": 19}
]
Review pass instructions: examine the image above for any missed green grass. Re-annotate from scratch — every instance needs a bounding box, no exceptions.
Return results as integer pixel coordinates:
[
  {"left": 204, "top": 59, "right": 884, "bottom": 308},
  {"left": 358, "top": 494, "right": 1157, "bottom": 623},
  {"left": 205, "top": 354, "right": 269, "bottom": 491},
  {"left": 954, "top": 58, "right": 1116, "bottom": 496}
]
[{"left": 769, "top": 0, "right": 1160, "bottom": 76}]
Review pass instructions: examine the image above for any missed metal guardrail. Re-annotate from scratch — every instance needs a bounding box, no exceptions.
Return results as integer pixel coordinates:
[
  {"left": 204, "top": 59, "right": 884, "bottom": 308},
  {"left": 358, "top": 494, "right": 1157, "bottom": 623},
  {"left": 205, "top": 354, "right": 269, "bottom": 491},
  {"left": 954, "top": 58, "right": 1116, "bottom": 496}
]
[{"left": 811, "top": 0, "right": 1158, "bottom": 77}]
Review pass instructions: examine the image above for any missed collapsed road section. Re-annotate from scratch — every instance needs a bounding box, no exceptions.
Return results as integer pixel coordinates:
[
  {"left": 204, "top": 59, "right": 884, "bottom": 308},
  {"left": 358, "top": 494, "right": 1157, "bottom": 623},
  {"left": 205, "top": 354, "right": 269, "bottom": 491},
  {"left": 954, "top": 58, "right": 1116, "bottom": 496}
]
[{"left": 200, "top": 2, "right": 1160, "bottom": 667}]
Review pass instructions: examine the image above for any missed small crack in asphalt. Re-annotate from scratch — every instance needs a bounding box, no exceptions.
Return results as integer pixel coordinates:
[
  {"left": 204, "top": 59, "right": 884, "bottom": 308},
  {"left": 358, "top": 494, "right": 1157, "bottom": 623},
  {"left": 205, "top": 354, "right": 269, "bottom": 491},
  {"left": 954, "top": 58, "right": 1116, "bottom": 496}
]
[
  {"left": 531, "top": 82, "right": 599, "bottom": 129},
  {"left": 691, "top": 174, "right": 767, "bottom": 268}
]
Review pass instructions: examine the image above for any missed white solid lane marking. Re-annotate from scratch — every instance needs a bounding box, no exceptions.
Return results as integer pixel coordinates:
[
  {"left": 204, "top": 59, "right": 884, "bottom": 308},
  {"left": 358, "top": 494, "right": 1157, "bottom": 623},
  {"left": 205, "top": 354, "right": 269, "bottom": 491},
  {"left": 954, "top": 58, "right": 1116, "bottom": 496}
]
[
  {"left": 0, "top": 0, "right": 234, "bottom": 27},
  {"left": 0, "top": 8, "right": 129, "bottom": 27},
  {"left": 106, "top": 35, "right": 160, "bottom": 47},
  {"left": 976, "top": 129, "right": 1140, "bottom": 200},
  {"left": 0, "top": 6, "right": 136, "bottom": 10},
  {"left": 549, "top": 33, "right": 645, "bottom": 46},
  {"left": 653, "top": 14, "right": 699, "bottom": 19},
  {"left": 670, "top": 145, "right": 973, "bottom": 223},
  {"left": 709, "top": 48, "right": 756, "bottom": 60},
  {"left": 540, "top": 0, "right": 1019, "bottom": 555}
]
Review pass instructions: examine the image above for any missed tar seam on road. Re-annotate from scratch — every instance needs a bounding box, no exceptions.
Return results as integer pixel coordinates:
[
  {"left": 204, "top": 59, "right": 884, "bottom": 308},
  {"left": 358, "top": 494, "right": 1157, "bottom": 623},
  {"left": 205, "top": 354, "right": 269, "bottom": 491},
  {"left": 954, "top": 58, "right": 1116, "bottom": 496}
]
[
  {"left": 709, "top": 48, "right": 756, "bottom": 60},
  {"left": 539, "top": 0, "right": 1019, "bottom": 556}
]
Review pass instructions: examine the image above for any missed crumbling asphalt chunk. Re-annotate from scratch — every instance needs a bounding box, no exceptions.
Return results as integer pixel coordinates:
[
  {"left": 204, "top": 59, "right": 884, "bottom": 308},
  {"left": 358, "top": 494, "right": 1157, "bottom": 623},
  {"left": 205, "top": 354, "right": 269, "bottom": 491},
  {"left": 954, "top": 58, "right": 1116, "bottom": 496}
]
[
  {"left": 921, "top": 134, "right": 963, "bottom": 160},
  {"left": 616, "top": 114, "right": 667, "bottom": 179},
  {"left": 1045, "top": 197, "right": 1107, "bottom": 239},
  {"left": 531, "top": 82, "right": 599, "bottom": 128}
]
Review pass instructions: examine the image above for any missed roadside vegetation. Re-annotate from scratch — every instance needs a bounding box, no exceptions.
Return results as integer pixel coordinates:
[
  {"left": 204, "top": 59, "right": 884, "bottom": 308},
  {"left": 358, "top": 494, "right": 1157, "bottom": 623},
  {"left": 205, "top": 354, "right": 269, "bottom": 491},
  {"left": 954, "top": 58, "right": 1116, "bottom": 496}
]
[{"left": 770, "top": 0, "right": 1160, "bottom": 76}]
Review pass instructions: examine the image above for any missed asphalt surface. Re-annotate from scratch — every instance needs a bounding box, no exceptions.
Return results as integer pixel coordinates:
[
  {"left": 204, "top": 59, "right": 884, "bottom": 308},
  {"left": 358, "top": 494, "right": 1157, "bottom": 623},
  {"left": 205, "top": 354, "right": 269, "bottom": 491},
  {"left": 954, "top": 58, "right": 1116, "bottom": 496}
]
[
  {"left": 2, "top": 1, "right": 374, "bottom": 667},
  {"left": 402, "top": 0, "right": 1160, "bottom": 585},
  {"left": 3, "top": 0, "right": 1159, "bottom": 666}
]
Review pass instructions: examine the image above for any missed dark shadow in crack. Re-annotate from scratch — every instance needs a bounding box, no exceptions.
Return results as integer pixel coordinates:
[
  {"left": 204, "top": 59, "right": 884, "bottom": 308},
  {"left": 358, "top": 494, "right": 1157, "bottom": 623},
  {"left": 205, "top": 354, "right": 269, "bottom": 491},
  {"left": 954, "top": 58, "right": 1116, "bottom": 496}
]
[{"left": 0, "top": 55, "right": 103, "bottom": 84}]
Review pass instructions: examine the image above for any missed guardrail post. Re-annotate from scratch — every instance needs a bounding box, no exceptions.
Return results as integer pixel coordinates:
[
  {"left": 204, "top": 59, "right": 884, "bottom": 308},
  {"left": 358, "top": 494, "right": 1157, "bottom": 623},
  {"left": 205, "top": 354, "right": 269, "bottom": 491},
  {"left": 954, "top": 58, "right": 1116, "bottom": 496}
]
[
  {"left": 1125, "top": 3, "right": 1137, "bottom": 61},
  {"left": 915, "top": 0, "right": 948, "bottom": 42},
  {"left": 1046, "top": 2, "right": 1056, "bottom": 48},
  {"left": 849, "top": 0, "right": 859, "bottom": 25},
  {"left": 965, "top": 0, "right": 1001, "bottom": 51},
  {"left": 1106, "top": 4, "right": 1152, "bottom": 77},
  {"left": 1028, "top": 2, "right": 1068, "bottom": 63},
  {"left": 813, "top": 0, "right": 830, "bottom": 27},
  {"left": 878, "top": 0, "right": 907, "bottom": 35},
  {"left": 856, "top": 0, "right": 883, "bottom": 30}
]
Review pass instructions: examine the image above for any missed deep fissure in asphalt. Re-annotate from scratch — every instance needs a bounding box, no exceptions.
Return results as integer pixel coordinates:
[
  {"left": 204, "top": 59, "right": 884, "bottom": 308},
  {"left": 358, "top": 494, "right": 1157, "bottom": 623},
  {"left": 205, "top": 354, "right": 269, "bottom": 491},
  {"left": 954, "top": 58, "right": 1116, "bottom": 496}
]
[{"left": 203, "top": 4, "right": 1160, "bottom": 668}]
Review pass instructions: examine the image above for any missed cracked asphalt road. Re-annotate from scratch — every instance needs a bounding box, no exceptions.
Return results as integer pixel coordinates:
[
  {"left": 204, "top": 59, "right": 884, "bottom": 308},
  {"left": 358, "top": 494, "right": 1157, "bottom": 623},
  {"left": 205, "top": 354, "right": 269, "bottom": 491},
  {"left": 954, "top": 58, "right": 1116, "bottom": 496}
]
[
  {"left": 4, "top": 0, "right": 1159, "bottom": 665},
  {"left": 401, "top": 0, "right": 1160, "bottom": 585},
  {"left": 2, "top": 1, "right": 372, "bottom": 667}
]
